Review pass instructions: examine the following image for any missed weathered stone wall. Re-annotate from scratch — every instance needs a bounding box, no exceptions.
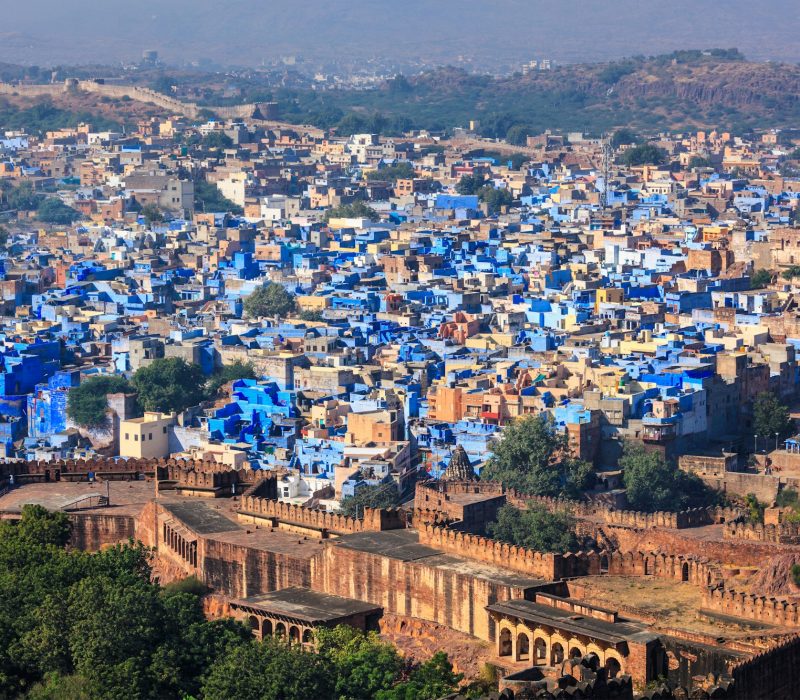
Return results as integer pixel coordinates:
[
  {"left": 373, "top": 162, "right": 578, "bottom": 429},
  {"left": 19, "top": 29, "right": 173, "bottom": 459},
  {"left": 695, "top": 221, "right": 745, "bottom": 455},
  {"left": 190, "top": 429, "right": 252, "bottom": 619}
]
[
  {"left": 312, "top": 541, "right": 537, "bottom": 642},
  {"left": 417, "top": 523, "right": 600, "bottom": 580},
  {"left": 723, "top": 521, "right": 800, "bottom": 544},
  {"left": 702, "top": 586, "right": 800, "bottom": 627},
  {"left": 237, "top": 496, "right": 404, "bottom": 535},
  {"left": 730, "top": 636, "right": 800, "bottom": 700},
  {"left": 68, "top": 513, "right": 136, "bottom": 550}
]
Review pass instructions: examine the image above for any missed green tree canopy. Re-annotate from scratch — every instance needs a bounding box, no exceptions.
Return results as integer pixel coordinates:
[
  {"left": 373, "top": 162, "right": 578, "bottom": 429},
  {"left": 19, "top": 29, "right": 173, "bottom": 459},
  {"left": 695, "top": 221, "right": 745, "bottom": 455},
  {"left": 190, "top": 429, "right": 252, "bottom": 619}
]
[
  {"left": 323, "top": 201, "right": 379, "bottom": 222},
  {"left": 481, "top": 414, "right": 594, "bottom": 498},
  {"left": 207, "top": 360, "right": 258, "bottom": 396},
  {"left": 132, "top": 358, "right": 208, "bottom": 414},
  {"left": 194, "top": 179, "right": 243, "bottom": 215},
  {"left": 619, "top": 143, "right": 667, "bottom": 166},
  {"left": 36, "top": 198, "right": 80, "bottom": 225},
  {"left": 487, "top": 504, "right": 581, "bottom": 553},
  {"left": 141, "top": 202, "right": 164, "bottom": 225},
  {"left": 366, "top": 161, "right": 415, "bottom": 182},
  {"left": 5, "top": 181, "right": 43, "bottom": 211},
  {"left": 202, "top": 131, "right": 234, "bottom": 150},
  {"left": 201, "top": 638, "right": 335, "bottom": 700},
  {"left": 67, "top": 375, "right": 133, "bottom": 428},
  {"left": 750, "top": 269, "right": 772, "bottom": 289},
  {"left": 620, "top": 443, "right": 715, "bottom": 512},
  {"left": 610, "top": 128, "right": 639, "bottom": 148},
  {"left": 243, "top": 283, "right": 297, "bottom": 319},
  {"left": 339, "top": 483, "right": 399, "bottom": 518},
  {"left": 688, "top": 155, "right": 713, "bottom": 169},
  {"left": 753, "top": 391, "right": 794, "bottom": 442},
  {"left": 478, "top": 185, "right": 514, "bottom": 214},
  {"left": 375, "top": 652, "right": 462, "bottom": 700},
  {"left": 456, "top": 174, "right": 485, "bottom": 195}
]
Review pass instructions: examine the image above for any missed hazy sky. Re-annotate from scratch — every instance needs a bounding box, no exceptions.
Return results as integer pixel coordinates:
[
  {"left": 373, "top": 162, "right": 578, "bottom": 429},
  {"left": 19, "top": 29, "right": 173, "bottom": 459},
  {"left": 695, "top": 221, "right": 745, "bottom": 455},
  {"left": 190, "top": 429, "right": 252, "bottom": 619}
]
[{"left": 1, "top": 0, "right": 799, "bottom": 68}]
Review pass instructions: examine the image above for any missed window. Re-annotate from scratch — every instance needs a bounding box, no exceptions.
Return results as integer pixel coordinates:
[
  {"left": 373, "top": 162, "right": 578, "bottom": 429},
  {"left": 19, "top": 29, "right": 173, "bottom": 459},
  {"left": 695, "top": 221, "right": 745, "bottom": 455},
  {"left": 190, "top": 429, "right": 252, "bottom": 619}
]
[
  {"left": 125, "top": 433, "right": 129, "bottom": 440},
  {"left": 163, "top": 426, "right": 167, "bottom": 434},
  {"left": 134, "top": 434, "right": 138, "bottom": 441},
  {"left": 149, "top": 433, "right": 153, "bottom": 441}
]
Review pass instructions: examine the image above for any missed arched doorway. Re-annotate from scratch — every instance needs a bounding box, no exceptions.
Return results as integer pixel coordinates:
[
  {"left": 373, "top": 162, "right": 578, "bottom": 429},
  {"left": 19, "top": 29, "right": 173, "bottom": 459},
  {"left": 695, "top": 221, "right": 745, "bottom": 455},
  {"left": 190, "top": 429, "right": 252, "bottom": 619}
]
[
  {"left": 682, "top": 562, "right": 689, "bottom": 582},
  {"left": 551, "top": 642, "right": 564, "bottom": 666},
  {"left": 605, "top": 657, "right": 622, "bottom": 678},
  {"left": 289, "top": 626, "right": 300, "bottom": 644},
  {"left": 262, "top": 619, "right": 273, "bottom": 637},
  {"left": 569, "top": 647, "right": 582, "bottom": 659},
  {"left": 516, "top": 633, "right": 530, "bottom": 661},
  {"left": 248, "top": 616, "right": 260, "bottom": 638},
  {"left": 644, "top": 558, "right": 652, "bottom": 575},
  {"left": 275, "top": 622, "right": 286, "bottom": 638},
  {"left": 499, "top": 628, "right": 512, "bottom": 657},
  {"left": 600, "top": 555, "right": 609, "bottom": 574},
  {"left": 302, "top": 629, "right": 313, "bottom": 645},
  {"left": 534, "top": 638, "right": 547, "bottom": 665}
]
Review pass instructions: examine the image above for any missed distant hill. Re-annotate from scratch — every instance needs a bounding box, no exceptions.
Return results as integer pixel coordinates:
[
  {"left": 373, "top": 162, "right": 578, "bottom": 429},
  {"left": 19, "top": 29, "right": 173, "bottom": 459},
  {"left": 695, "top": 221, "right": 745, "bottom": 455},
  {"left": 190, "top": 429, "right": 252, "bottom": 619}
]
[
  {"left": 1, "top": 0, "right": 799, "bottom": 68},
  {"left": 276, "top": 52, "right": 800, "bottom": 136}
]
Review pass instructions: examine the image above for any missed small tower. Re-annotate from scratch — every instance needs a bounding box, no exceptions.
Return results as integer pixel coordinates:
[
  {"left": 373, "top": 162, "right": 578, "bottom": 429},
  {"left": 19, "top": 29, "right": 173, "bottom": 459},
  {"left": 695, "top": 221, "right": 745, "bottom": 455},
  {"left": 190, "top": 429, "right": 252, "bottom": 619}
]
[{"left": 443, "top": 445, "right": 477, "bottom": 481}]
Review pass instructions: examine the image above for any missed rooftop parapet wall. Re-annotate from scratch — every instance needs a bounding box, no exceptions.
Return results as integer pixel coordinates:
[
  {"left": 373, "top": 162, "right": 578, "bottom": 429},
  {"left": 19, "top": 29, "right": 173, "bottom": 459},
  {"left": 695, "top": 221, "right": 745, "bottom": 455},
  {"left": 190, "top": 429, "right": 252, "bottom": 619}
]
[
  {"left": 605, "top": 550, "right": 722, "bottom": 587},
  {"left": 415, "top": 480, "right": 743, "bottom": 531},
  {"left": 730, "top": 635, "right": 800, "bottom": 699},
  {"left": 237, "top": 496, "right": 405, "bottom": 535},
  {"left": 723, "top": 521, "right": 800, "bottom": 545},
  {"left": 703, "top": 586, "right": 800, "bottom": 627},
  {"left": 417, "top": 523, "right": 600, "bottom": 580}
]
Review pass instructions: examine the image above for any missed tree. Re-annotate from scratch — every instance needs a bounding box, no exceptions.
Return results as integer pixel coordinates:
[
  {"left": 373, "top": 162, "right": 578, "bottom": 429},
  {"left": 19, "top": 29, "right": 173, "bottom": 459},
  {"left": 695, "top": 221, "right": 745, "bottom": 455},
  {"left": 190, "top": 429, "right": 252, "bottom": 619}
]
[
  {"left": 366, "top": 161, "right": 415, "bottom": 182},
  {"left": 67, "top": 375, "right": 132, "bottom": 428},
  {"left": 478, "top": 185, "right": 514, "bottom": 214},
  {"left": 6, "top": 180, "right": 42, "bottom": 211},
  {"left": 750, "top": 269, "right": 772, "bottom": 289},
  {"left": 456, "top": 174, "right": 485, "bottom": 195},
  {"left": 206, "top": 360, "right": 257, "bottom": 396},
  {"left": 0, "top": 225, "right": 8, "bottom": 249},
  {"left": 487, "top": 504, "right": 581, "bottom": 553},
  {"left": 36, "top": 198, "right": 80, "bottom": 225},
  {"left": 619, "top": 143, "right": 667, "bottom": 167},
  {"left": 141, "top": 203, "right": 163, "bottom": 225},
  {"left": 243, "top": 283, "right": 297, "bottom": 319},
  {"left": 131, "top": 358, "right": 208, "bottom": 414},
  {"left": 202, "top": 131, "right": 233, "bottom": 150},
  {"left": 620, "top": 443, "right": 713, "bottom": 512},
  {"left": 505, "top": 125, "right": 529, "bottom": 146},
  {"left": 323, "top": 201, "right": 378, "bottom": 222},
  {"left": 202, "top": 639, "right": 335, "bottom": 700},
  {"left": 376, "top": 652, "right": 462, "bottom": 700},
  {"left": 753, "top": 391, "right": 794, "bottom": 442},
  {"left": 194, "top": 179, "right": 243, "bottom": 215},
  {"left": 299, "top": 309, "right": 324, "bottom": 322},
  {"left": 316, "top": 626, "right": 403, "bottom": 700},
  {"left": 610, "top": 128, "right": 639, "bottom": 149},
  {"left": 481, "top": 415, "right": 594, "bottom": 498},
  {"left": 688, "top": 155, "right": 713, "bottom": 169},
  {"left": 339, "top": 483, "right": 399, "bottom": 518}
]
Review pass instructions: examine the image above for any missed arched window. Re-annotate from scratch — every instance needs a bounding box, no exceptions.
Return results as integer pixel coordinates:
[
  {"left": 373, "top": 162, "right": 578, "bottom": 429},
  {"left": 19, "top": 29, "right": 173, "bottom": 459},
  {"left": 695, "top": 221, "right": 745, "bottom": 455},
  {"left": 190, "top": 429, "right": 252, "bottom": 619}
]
[
  {"left": 551, "top": 642, "right": 564, "bottom": 666},
  {"left": 534, "top": 638, "right": 547, "bottom": 665},
  {"left": 289, "top": 626, "right": 300, "bottom": 643},
  {"left": 302, "top": 629, "right": 313, "bottom": 644},
  {"left": 275, "top": 622, "right": 286, "bottom": 638},
  {"left": 262, "top": 619, "right": 273, "bottom": 637},
  {"left": 569, "top": 646, "right": 583, "bottom": 659},
  {"left": 499, "top": 628, "right": 512, "bottom": 657},
  {"left": 248, "top": 616, "right": 260, "bottom": 637},
  {"left": 516, "top": 633, "right": 530, "bottom": 661},
  {"left": 605, "top": 657, "right": 622, "bottom": 678}
]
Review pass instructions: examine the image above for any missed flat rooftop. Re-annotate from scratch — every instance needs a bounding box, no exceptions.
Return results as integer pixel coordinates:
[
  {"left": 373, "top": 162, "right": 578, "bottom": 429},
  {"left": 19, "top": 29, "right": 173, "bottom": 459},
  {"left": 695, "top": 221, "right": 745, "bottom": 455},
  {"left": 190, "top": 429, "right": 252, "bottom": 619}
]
[
  {"left": 232, "top": 586, "right": 381, "bottom": 624},
  {"left": 160, "top": 501, "right": 242, "bottom": 535},
  {"left": 487, "top": 598, "right": 657, "bottom": 645},
  {"left": 336, "top": 529, "right": 548, "bottom": 589},
  {"left": 0, "top": 480, "right": 154, "bottom": 517}
]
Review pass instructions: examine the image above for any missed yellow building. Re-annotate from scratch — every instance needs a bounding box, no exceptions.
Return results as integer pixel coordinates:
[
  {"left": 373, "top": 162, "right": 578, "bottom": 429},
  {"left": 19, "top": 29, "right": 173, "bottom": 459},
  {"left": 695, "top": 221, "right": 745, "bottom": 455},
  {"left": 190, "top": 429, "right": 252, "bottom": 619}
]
[{"left": 120, "top": 412, "right": 175, "bottom": 459}]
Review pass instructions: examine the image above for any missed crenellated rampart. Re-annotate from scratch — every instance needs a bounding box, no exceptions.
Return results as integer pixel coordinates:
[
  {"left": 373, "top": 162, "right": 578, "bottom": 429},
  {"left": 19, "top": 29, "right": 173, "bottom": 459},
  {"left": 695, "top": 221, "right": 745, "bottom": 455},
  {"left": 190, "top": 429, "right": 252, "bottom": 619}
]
[
  {"left": 237, "top": 496, "right": 405, "bottom": 536},
  {"left": 703, "top": 586, "right": 800, "bottom": 627},
  {"left": 723, "top": 521, "right": 800, "bottom": 545}
]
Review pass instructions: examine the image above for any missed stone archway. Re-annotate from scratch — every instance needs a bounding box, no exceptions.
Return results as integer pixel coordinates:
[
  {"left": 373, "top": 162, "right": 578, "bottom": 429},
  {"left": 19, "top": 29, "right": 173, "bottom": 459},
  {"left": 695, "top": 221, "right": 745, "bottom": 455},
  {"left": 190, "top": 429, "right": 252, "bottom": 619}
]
[
  {"left": 682, "top": 562, "right": 690, "bottom": 582},
  {"left": 569, "top": 646, "right": 583, "bottom": 659},
  {"left": 248, "top": 615, "right": 260, "bottom": 638},
  {"left": 262, "top": 619, "right": 273, "bottom": 637},
  {"left": 600, "top": 554, "right": 609, "bottom": 574},
  {"left": 275, "top": 622, "right": 286, "bottom": 638},
  {"left": 499, "top": 628, "right": 513, "bottom": 657},
  {"left": 534, "top": 637, "right": 548, "bottom": 665},
  {"left": 605, "top": 656, "right": 622, "bottom": 678},
  {"left": 289, "top": 625, "right": 300, "bottom": 644},
  {"left": 516, "top": 632, "right": 530, "bottom": 661},
  {"left": 551, "top": 642, "right": 565, "bottom": 666},
  {"left": 302, "top": 628, "right": 313, "bottom": 645}
]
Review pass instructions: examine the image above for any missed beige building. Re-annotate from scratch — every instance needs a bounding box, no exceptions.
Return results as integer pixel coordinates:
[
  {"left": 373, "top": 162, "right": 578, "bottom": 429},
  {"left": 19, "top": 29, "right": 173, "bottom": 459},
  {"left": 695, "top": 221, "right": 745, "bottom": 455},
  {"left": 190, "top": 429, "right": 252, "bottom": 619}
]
[{"left": 120, "top": 412, "right": 175, "bottom": 459}]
